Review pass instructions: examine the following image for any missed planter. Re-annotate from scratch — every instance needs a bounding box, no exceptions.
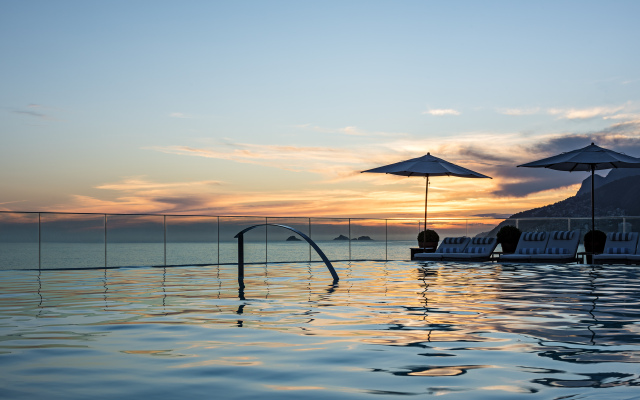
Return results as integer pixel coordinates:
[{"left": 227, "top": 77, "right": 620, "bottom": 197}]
[
  {"left": 418, "top": 241, "right": 438, "bottom": 252},
  {"left": 584, "top": 230, "right": 606, "bottom": 254},
  {"left": 500, "top": 242, "right": 518, "bottom": 254},
  {"left": 584, "top": 239, "right": 606, "bottom": 254},
  {"left": 496, "top": 225, "right": 521, "bottom": 254}
]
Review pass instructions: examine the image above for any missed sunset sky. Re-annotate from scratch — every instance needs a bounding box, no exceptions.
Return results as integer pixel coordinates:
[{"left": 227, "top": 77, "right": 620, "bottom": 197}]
[{"left": 2, "top": 1, "right": 640, "bottom": 221}]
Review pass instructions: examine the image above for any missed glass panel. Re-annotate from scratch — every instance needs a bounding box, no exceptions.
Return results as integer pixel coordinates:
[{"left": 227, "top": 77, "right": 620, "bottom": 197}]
[
  {"left": 218, "top": 217, "right": 266, "bottom": 265},
  {"left": 40, "top": 213, "right": 105, "bottom": 269},
  {"left": 428, "top": 219, "right": 469, "bottom": 238},
  {"left": 309, "top": 218, "right": 349, "bottom": 261},
  {"left": 266, "top": 217, "right": 311, "bottom": 263},
  {"left": 516, "top": 218, "right": 571, "bottom": 233},
  {"left": 623, "top": 217, "right": 640, "bottom": 234},
  {"left": 106, "top": 215, "right": 164, "bottom": 267},
  {"left": 166, "top": 216, "right": 218, "bottom": 266},
  {"left": 350, "top": 219, "right": 386, "bottom": 261},
  {"left": 0, "top": 212, "right": 39, "bottom": 270},
  {"left": 466, "top": 217, "right": 503, "bottom": 238},
  {"left": 594, "top": 217, "right": 625, "bottom": 234},
  {"left": 387, "top": 219, "right": 419, "bottom": 261}
]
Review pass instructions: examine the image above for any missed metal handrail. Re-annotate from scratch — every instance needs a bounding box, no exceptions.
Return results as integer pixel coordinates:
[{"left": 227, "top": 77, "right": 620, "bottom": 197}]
[{"left": 235, "top": 224, "right": 339, "bottom": 288}]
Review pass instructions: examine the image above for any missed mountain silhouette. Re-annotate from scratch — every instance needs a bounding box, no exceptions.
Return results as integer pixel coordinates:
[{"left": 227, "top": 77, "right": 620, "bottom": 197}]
[
  {"left": 485, "top": 173, "right": 640, "bottom": 237},
  {"left": 512, "top": 175, "right": 640, "bottom": 219}
]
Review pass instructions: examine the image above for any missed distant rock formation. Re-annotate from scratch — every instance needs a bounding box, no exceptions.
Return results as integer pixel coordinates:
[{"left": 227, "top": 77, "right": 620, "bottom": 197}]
[
  {"left": 286, "top": 235, "right": 302, "bottom": 241},
  {"left": 332, "top": 235, "right": 374, "bottom": 241}
]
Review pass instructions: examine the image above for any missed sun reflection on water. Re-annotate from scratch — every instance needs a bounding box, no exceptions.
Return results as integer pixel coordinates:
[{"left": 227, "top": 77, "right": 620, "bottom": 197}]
[{"left": 0, "top": 261, "right": 639, "bottom": 398}]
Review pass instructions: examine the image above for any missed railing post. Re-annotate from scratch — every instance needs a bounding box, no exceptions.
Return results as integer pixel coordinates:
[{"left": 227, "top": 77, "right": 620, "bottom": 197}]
[
  {"left": 348, "top": 218, "right": 351, "bottom": 261},
  {"left": 217, "top": 216, "right": 220, "bottom": 265},
  {"left": 237, "top": 233, "right": 245, "bottom": 288},
  {"left": 309, "top": 217, "right": 312, "bottom": 262},
  {"left": 38, "top": 213, "right": 41, "bottom": 270},
  {"left": 385, "top": 219, "right": 388, "bottom": 261},
  {"left": 104, "top": 214, "right": 108, "bottom": 269},
  {"left": 265, "top": 217, "right": 268, "bottom": 263},
  {"left": 163, "top": 215, "right": 167, "bottom": 266}
]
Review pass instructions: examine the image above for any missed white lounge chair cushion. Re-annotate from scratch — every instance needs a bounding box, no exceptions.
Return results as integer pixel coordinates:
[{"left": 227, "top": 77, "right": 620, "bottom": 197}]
[
  {"left": 464, "top": 247, "right": 486, "bottom": 254},
  {"left": 523, "top": 232, "right": 546, "bottom": 241},
  {"left": 443, "top": 237, "right": 466, "bottom": 244},
  {"left": 552, "top": 231, "right": 574, "bottom": 240},
  {"left": 611, "top": 232, "right": 633, "bottom": 241}
]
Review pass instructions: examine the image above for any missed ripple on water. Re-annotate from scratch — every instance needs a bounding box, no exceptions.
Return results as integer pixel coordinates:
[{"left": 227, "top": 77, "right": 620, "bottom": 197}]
[{"left": 0, "top": 261, "right": 639, "bottom": 399}]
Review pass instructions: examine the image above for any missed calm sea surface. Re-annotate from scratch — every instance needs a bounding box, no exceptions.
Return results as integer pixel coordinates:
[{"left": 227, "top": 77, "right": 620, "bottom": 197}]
[
  {"left": 1, "top": 261, "right": 639, "bottom": 399},
  {"left": 0, "top": 241, "right": 418, "bottom": 270}
]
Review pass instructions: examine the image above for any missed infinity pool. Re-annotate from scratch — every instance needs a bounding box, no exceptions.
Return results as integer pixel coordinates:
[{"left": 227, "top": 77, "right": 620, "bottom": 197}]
[{"left": 1, "top": 261, "right": 639, "bottom": 399}]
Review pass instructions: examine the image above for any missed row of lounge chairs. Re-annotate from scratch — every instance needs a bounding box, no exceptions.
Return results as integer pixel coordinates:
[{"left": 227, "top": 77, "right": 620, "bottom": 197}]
[
  {"left": 498, "top": 230, "right": 579, "bottom": 263},
  {"left": 416, "top": 230, "right": 640, "bottom": 264},
  {"left": 415, "top": 236, "right": 498, "bottom": 262},
  {"left": 593, "top": 232, "right": 640, "bottom": 264}
]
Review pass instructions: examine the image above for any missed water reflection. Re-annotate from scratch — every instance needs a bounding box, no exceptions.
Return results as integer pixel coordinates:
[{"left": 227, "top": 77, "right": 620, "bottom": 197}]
[{"left": 0, "top": 261, "right": 639, "bottom": 398}]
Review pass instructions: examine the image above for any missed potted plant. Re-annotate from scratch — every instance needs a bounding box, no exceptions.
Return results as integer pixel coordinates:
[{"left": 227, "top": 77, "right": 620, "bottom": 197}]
[
  {"left": 584, "top": 229, "right": 606, "bottom": 254},
  {"left": 496, "top": 225, "right": 521, "bottom": 254},
  {"left": 418, "top": 229, "right": 439, "bottom": 251}
]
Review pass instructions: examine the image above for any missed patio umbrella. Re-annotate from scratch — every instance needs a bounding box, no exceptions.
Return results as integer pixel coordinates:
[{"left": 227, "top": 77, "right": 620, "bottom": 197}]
[
  {"left": 362, "top": 153, "right": 491, "bottom": 241},
  {"left": 518, "top": 142, "right": 640, "bottom": 242}
]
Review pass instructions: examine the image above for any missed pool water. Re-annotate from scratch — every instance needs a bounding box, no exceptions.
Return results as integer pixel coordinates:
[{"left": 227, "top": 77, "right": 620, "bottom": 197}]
[{"left": 1, "top": 261, "right": 639, "bottom": 399}]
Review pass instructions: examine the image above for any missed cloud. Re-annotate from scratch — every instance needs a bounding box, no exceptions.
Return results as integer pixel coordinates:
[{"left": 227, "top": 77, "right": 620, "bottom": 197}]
[
  {"left": 473, "top": 213, "right": 513, "bottom": 219},
  {"left": 148, "top": 142, "right": 381, "bottom": 177},
  {"left": 96, "top": 177, "right": 222, "bottom": 191},
  {"left": 10, "top": 104, "right": 61, "bottom": 121},
  {"left": 294, "top": 123, "right": 407, "bottom": 137},
  {"left": 458, "top": 146, "right": 515, "bottom": 164},
  {"left": 497, "top": 107, "right": 541, "bottom": 116},
  {"left": 489, "top": 123, "right": 640, "bottom": 197},
  {"left": 547, "top": 105, "right": 625, "bottom": 120},
  {"left": 422, "top": 108, "right": 461, "bottom": 116},
  {"left": 497, "top": 103, "right": 638, "bottom": 120},
  {"left": 14, "top": 109, "right": 47, "bottom": 118}
]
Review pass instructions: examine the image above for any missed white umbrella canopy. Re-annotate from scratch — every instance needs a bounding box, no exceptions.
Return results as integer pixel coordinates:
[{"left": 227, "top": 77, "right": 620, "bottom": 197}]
[
  {"left": 518, "top": 142, "right": 640, "bottom": 240},
  {"left": 362, "top": 153, "right": 491, "bottom": 239}
]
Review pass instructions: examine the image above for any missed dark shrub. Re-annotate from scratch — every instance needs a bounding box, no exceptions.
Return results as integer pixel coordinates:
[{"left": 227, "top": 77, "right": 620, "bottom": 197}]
[
  {"left": 584, "top": 230, "right": 606, "bottom": 253},
  {"left": 497, "top": 225, "right": 521, "bottom": 254},
  {"left": 418, "top": 229, "right": 439, "bottom": 243}
]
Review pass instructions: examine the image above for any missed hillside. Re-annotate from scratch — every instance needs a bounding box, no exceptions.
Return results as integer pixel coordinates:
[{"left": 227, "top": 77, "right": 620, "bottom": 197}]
[
  {"left": 484, "top": 175, "right": 640, "bottom": 237},
  {"left": 512, "top": 175, "right": 640, "bottom": 218}
]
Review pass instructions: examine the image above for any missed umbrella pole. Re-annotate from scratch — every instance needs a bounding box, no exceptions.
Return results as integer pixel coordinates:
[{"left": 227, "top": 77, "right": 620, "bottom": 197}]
[
  {"left": 591, "top": 165, "right": 595, "bottom": 254},
  {"left": 424, "top": 176, "right": 429, "bottom": 250}
]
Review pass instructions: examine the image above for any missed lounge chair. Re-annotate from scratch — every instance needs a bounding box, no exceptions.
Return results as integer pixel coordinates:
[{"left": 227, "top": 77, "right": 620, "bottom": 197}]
[
  {"left": 415, "top": 237, "right": 470, "bottom": 261},
  {"left": 592, "top": 232, "right": 639, "bottom": 265},
  {"left": 441, "top": 237, "right": 498, "bottom": 261},
  {"left": 528, "top": 230, "right": 580, "bottom": 263},
  {"left": 498, "top": 231, "right": 549, "bottom": 263},
  {"left": 624, "top": 239, "right": 640, "bottom": 265}
]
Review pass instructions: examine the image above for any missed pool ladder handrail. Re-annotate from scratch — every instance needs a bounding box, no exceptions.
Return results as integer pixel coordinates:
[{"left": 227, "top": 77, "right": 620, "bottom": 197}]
[{"left": 234, "top": 224, "right": 339, "bottom": 288}]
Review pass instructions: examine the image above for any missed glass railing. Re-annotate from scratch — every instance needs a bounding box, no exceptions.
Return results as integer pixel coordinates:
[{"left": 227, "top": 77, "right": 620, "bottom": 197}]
[{"left": 1, "top": 211, "right": 638, "bottom": 270}]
